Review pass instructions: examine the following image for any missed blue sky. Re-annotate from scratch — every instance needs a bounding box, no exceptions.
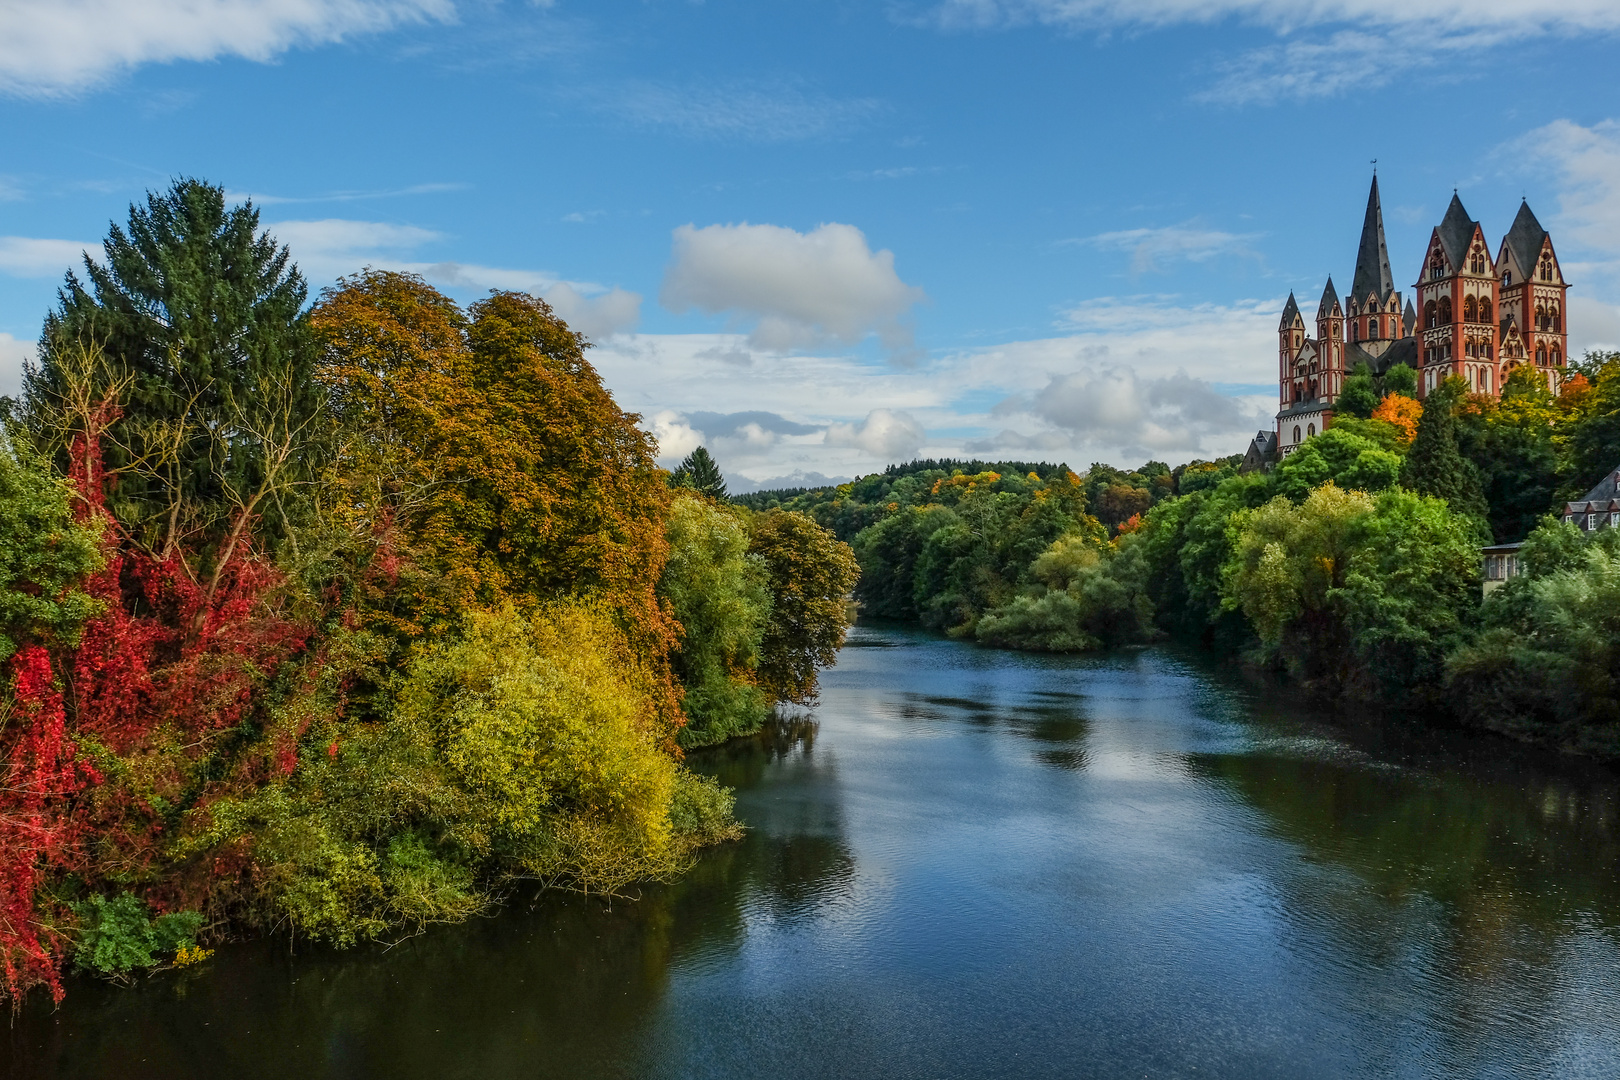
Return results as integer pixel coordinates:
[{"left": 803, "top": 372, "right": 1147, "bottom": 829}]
[{"left": 3, "top": 0, "right": 1620, "bottom": 486}]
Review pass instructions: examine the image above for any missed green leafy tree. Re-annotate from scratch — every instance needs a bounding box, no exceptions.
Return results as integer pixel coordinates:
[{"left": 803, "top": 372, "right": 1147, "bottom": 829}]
[
  {"left": 1562, "top": 351, "right": 1620, "bottom": 497},
  {"left": 1271, "top": 427, "right": 1402, "bottom": 502},
  {"left": 1400, "top": 376, "right": 1489, "bottom": 536},
  {"left": 27, "top": 178, "right": 322, "bottom": 551},
  {"left": 659, "top": 492, "right": 771, "bottom": 747},
  {"left": 0, "top": 445, "right": 104, "bottom": 660},
  {"left": 1335, "top": 364, "right": 1380, "bottom": 419},
  {"left": 671, "top": 447, "right": 727, "bottom": 499},
  {"left": 1380, "top": 361, "right": 1418, "bottom": 399},
  {"left": 1456, "top": 366, "right": 1562, "bottom": 542},
  {"left": 1448, "top": 519, "right": 1620, "bottom": 750},
  {"left": 1224, "top": 484, "right": 1478, "bottom": 700},
  {"left": 747, "top": 509, "right": 860, "bottom": 704}
]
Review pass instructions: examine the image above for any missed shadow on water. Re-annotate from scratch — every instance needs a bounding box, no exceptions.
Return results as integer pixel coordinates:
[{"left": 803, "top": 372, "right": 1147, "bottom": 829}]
[{"left": 3, "top": 713, "right": 857, "bottom": 1080}]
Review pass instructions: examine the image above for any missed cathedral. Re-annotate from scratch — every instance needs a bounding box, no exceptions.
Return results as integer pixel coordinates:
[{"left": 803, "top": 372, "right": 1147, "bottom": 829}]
[{"left": 1269, "top": 177, "right": 1570, "bottom": 458}]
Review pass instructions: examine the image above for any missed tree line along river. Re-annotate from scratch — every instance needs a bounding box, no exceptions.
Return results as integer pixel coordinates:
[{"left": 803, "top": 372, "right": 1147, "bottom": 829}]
[{"left": 7, "top": 623, "right": 1619, "bottom": 1079}]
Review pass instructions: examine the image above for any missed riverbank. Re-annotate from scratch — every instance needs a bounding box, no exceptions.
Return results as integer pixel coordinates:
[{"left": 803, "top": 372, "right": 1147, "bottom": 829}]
[{"left": 9, "top": 627, "right": 1619, "bottom": 1079}]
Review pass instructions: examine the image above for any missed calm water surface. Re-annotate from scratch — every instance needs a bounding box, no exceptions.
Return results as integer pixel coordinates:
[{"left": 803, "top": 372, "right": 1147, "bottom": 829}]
[{"left": 8, "top": 624, "right": 1620, "bottom": 1079}]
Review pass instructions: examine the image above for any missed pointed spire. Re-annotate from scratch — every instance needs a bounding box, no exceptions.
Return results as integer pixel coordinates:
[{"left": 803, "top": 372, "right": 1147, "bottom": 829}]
[
  {"left": 1317, "top": 277, "right": 1340, "bottom": 320},
  {"left": 1404, "top": 299, "right": 1417, "bottom": 335},
  {"left": 1504, "top": 199, "right": 1549, "bottom": 278},
  {"left": 1352, "top": 175, "right": 1395, "bottom": 304},
  {"left": 1437, "top": 192, "right": 1477, "bottom": 270},
  {"left": 1279, "top": 292, "right": 1301, "bottom": 330}
]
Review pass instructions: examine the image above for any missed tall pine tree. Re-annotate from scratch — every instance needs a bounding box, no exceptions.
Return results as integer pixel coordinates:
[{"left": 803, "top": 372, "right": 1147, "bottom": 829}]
[
  {"left": 1400, "top": 376, "right": 1490, "bottom": 537},
  {"left": 672, "top": 446, "right": 728, "bottom": 499},
  {"left": 26, "top": 178, "right": 321, "bottom": 552}
]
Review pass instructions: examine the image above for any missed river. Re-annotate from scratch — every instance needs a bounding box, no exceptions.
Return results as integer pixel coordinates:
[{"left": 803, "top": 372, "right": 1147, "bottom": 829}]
[{"left": 7, "top": 623, "right": 1620, "bottom": 1079}]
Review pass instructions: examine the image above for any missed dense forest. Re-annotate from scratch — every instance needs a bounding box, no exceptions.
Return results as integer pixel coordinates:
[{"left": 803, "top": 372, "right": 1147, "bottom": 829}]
[
  {"left": 746, "top": 355, "right": 1620, "bottom": 757},
  {"left": 0, "top": 181, "right": 857, "bottom": 1007}
]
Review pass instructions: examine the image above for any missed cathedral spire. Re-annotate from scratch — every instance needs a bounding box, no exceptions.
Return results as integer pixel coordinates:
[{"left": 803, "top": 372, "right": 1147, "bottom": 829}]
[{"left": 1351, "top": 175, "right": 1395, "bottom": 304}]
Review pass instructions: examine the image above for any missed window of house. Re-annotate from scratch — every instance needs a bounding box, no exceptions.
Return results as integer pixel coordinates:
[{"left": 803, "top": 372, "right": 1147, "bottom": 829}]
[
  {"left": 1307, "top": 423, "right": 1315, "bottom": 437},
  {"left": 1293, "top": 425, "right": 1301, "bottom": 444}
]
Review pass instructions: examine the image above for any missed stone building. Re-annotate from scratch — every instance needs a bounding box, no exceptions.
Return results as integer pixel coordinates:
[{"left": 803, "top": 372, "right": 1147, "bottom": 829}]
[{"left": 1266, "top": 177, "right": 1568, "bottom": 461}]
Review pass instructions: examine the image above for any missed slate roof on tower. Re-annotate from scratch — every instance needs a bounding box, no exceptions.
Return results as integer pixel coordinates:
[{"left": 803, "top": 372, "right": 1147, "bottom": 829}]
[
  {"left": 1437, "top": 193, "right": 1478, "bottom": 270},
  {"left": 1317, "top": 277, "right": 1340, "bottom": 319},
  {"left": 1404, "top": 299, "right": 1417, "bottom": 331},
  {"left": 1504, "top": 201, "right": 1549, "bottom": 277},
  {"left": 1279, "top": 292, "right": 1301, "bottom": 330},
  {"left": 1352, "top": 176, "right": 1396, "bottom": 303}
]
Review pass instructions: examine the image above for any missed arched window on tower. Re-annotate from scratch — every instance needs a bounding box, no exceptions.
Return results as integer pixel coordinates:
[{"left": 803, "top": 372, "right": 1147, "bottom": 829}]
[
  {"left": 1537, "top": 346, "right": 1547, "bottom": 365},
  {"left": 1307, "top": 423, "right": 1315, "bottom": 437},
  {"left": 1480, "top": 298, "right": 1492, "bottom": 324},
  {"left": 1349, "top": 321, "right": 1358, "bottom": 343},
  {"left": 1430, "top": 257, "right": 1444, "bottom": 280},
  {"left": 1464, "top": 296, "right": 1478, "bottom": 322},
  {"left": 1552, "top": 306, "right": 1561, "bottom": 332},
  {"left": 1552, "top": 347, "right": 1562, "bottom": 366},
  {"left": 1439, "top": 297, "right": 1452, "bottom": 324},
  {"left": 1425, "top": 301, "right": 1437, "bottom": 329},
  {"left": 1293, "top": 425, "right": 1301, "bottom": 444}
]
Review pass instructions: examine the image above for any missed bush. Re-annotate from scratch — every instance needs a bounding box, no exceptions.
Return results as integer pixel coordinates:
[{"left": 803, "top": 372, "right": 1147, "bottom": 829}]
[{"left": 71, "top": 895, "right": 204, "bottom": 977}]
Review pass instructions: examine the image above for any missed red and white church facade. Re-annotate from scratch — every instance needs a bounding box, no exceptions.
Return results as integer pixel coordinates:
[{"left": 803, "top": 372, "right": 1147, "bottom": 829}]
[{"left": 1270, "top": 177, "right": 1569, "bottom": 458}]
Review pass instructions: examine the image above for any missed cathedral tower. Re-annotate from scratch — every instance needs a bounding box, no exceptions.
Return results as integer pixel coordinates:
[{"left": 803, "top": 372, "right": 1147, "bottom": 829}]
[
  {"left": 1316, "top": 277, "right": 1345, "bottom": 401},
  {"left": 1495, "top": 200, "right": 1568, "bottom": 391},
  {"left": 1416, "top": 194, "right": 1500, "bottom": 398},
  {"left": 1349, "top": 176, "right": 1404, "bottom": 345}
]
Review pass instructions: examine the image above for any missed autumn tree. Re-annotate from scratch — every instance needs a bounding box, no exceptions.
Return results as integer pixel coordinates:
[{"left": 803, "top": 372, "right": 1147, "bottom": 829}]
[{"left": 748, "top": 509, "right": 860, "bottom": 703}]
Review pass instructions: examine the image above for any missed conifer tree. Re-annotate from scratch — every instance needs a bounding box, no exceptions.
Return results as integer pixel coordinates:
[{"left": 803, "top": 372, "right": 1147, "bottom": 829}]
[
  {"left": 26, "top": 178, "right": 321, "bottom": 550},
  {"left": 672, "top": 446, "right": 728, "bottom": 499},
  {"left": 1400, "top": 376, "right": 1489, "bottom": 535}
]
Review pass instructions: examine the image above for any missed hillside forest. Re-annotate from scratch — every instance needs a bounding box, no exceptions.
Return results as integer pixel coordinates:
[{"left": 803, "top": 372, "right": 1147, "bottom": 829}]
[
  {"left": 741, "top": 354, "right": 1620, "bottom": 759},
  {"left": 0, "top": 181, "right": 858, "bottom": 1007}
]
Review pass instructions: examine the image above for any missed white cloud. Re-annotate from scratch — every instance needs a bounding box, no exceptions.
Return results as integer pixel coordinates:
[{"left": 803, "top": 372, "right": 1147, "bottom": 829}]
[
  {"left": 1072, "top": 222, "right": 1260, "bottom": 274},
  {"left": 922, "top": 1, "right": 1620, "bottom": 105},
  {"left": 824, "top": 409, "right": 928, "bottom": 458},
  {"left": 265, "top": 217, "right": 642, "bottom": 339},
  {"left": 649, "top": 410, "right": 705, "bottom": 464},
  {"left": 660, "top": 222, "right": 926, "bottom": 354},
  {"left": 0, "top": 332, "right": 34, "bottom": 397},
  {"left": 1524, "top": 119, "right": 1620, "bottom": 256},
  {"left": 594, "top": 293, "right": 1278, "bottom": 478},
  {"left": 927, "top": 0, "right": 1620, "bottom": 32},
  {"left": 984, "top": 367, "right": 1272, "bottom": 458},
  {"left": 0, "top": 0, "right": 453, "bottom": 97},
  {"left": 0, "top": 236, "right": 102, "bottom": 278},
  {"left": 602, "top": 80, "right": 883, "bottom": 141}
]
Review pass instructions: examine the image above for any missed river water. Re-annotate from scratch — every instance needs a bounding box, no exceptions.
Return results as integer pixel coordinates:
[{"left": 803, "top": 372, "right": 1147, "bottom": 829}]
[{"left": 7, "top": 623, "right": 1620, "bottom": 1079}]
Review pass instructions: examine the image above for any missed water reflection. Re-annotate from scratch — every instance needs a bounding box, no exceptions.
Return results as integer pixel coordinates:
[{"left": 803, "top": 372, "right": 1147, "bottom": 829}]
[{"left": 8, "top": 627, "right": 1620, "bottom": 1080}]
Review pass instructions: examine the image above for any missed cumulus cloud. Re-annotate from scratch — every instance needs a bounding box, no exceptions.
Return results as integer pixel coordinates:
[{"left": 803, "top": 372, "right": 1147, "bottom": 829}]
[
  {"left": 0, "top": 0, "right": 453, "bottom": 97},
  {"left": 1071, "top": 222, "right": 1261, "bottom": 274},
  {"left": 824, "top": 409, "right": 928, "bottom": 458},
  {"left": 0, "top": 236, "right": 103, "bottom": 278},
  {"left": 0, "top": 332, "right": 34, "bottom": 397},
  {"left": 1522, "top": 119, "right": 1620, "bottom": 256},
  {"left": 264, "top": 217, "right": 642, "bottom": 339},
  {"left": 988, "top": 367, "right": 1271, "bottom": 457},
  {"left": 660, "top": 222, "right": 925, "bottom": 355}
]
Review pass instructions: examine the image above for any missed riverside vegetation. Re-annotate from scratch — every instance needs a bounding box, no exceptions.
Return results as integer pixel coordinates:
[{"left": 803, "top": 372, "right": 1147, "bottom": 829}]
[
  {"left": 0, "top": 181, "right": 858, "bottom": 1007},
  {"left": 741, "top": 355, "right": 1620, "bottom": 759}
]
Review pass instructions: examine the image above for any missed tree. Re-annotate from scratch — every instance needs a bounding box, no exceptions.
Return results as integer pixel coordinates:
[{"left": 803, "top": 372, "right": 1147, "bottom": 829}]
[
  {"left": 1562, "top": 351, "right": 1620, "bottom": 498},
  {"left": 747, "top": 509, "right": 860, "bottom": 704},
  {"left": 1401, "top": 376, "right": 1489, "bottom": 536},
  {"left": 1223, "top": 484, "right": 1477, "bottom": 700},
  {"left": 659, "top": 493, "right": 771, "bottom": 747},
  {"left": 26, "top": 179, "right": 321, "bottom": 552},
  {"left": 1455, "top": 366, "right": 1562, "bottom": 543},
  {"left": 1370, "top": 393, "right": 1421, "bottom": 446},
  {"left": 671, "top": 447, "right": 727, "bottom": 499},
  {"left": 1336, "top": 364, "right": 1380, "bottom": 419},
  {"left": 1271, "top": 427, "right": 1402, "bottom": 502}
]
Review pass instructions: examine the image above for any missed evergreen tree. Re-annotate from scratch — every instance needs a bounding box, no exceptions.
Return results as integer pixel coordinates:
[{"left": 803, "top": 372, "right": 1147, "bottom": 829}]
[
  {"left": 25, "top": 178, "right": 321, "bottom": 551},
  {"left": 1400, "top": 376, "right": 1489, "bottom": 536},
  {"left": 672, "top": 446, "right": 728, "bottom": 499}
]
